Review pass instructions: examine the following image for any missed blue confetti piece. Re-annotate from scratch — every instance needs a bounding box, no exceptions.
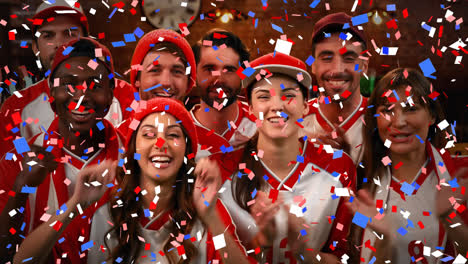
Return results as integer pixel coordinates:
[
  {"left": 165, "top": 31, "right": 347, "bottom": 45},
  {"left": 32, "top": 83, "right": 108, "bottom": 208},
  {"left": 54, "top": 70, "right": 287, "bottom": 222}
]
[
  {"left": 58, "top": 237, "right": 65, "bottom": 244},
  {"left": 309, "top": 0, "right": 321, "bottom": 8},
  {"left": 339, "top": 32, "right": 347, "bottom": 40},
  {"left": 20, "top": 222, "right": 25, "bottom": 231},
  {"left": 441, "top": 256, "right": 454, "bottom": 262},
  {"left": 305, "top": 55, "right": 315, "bottom": 66},
  {"left": 21, "top": 257, "right": 33, "bottom": 262},
  {"left": 21, "top": 186, "right": 37, "bottom": 194},
  {"left": 44, "top": 69, "right": 51, "bottom": 77},
  {"left": 118, "top": 159, "right": 124, "bottom": 167},
  {"left": 5, "top": 153, "right": 14, "bottom": 160},
  {"left": 111, "top": 41, "right": 126, "bottom": 48},
  {"left": 419, "top": 58, "right": 437, "bottom": 79},
  {"left": 324, "top": 97, "right": 330, "bottom": 104},
  {"left": 81, "top": 240, "right": 94, "bottom": 251},
  {"left": 271, "top": 23, "right": 284, "bottom": 33},
  {"left": 351, "top": 14, "right": 369, "bottom": 26},
  {"left": 13, "top": 137, "right": 30, "bottom": 154},
  {"left": 280, "top": 83, "right": 285, "bottom": 90},
  {"left": 134, "top": 27, "right": 144, "bottom": 38},
  {"left": 331, "top": 194, "right": 339, "bottom": 200},
  {"left": 116, "top": 257, "right": 123, "bottom": 263},
  {"left": 297, "top": 118, "right": 304, "bottom": 122},
  {"left": 333, "top": 150, "right": 343, "bottom": 159},
  {"left": 331, "top": 171, "right": 340, "bottom": 177},
  {"left": 392, "top": 89, "right": 400, "bottom": 101},
  {"left": 96, "top": 121, "right": 105, "bottom": 131},
  {"left": 204, "top": 200, "right": 210, "bottom": 207},
  {"left": 406, "top": 219, "right": 415, "bottom": 228},
  {"left": 144, "top": 209, "right": 151, "bottom": 217},
  {"left": 200, "top": 14, "right": 204, "bottom": 20},
  {"left": 421, "top": 23, "right": 432, "bottom": 32},
  {"left": 124, "top": 33, "right": 136, "bottom": 43},
  {"left": 369, "top": 256, "right": 376, "bottom": 264},
  {"left": 349, "top": 196, "right": 354, "bottom": 203},
  {"left": 254, "top": 18, "right": 259, "bottom": 28},
  {"left": 297, "top": 155, "right": 304, "bottom": 163},
  {"left": 143, "top": 83, "right": 161, "bottom": 92},
  {"left": 184, "top": 234, "right": 191, "bottom": 240},
  {"left": 386, "top": 4, "right": 396, "bottom": 11},
  {"left": 248, "top": 11, "right": 255, "bottom": 17},
  {"left": 20, "top": 41, "right": 27, "bottom": 47},
  {"left": 251, "top": 188, "right": 257, "bottom": 198},
  {"left": 400, "top": 182, "right": 415, "bottom": 196},
  {"left": 448, "top": 178, "right": 460, "bottom": 188},
  {"left": 62, "top": 46, "right": 74, "bottom": 56},
  {"left": 352, "top": 212, "right": 369, "bottom": 228},
  {"left": 382, "top": 46, "right": 389, "bottom": 55},
  {"left": 397, "top": 227, "right": 408, "bottom": 236},
  {"left": 280, "top": 112, "right": 288, "bottom": 118},
  {"left": 263, "top": 175, "right": 269, "bottom": 181},
  {"left": 415, "top": 134, "right": 424, "bottom": 144},
  {"left": 106, "top": 183, "right": 114, "bottom": 188},
  {"left": 262, "top": 0, "right": 268, "bottom": 6},
  {"left": 108, "top": 7, "right": 117, "bottom": 19},
  {"left": 242, "top": 67, "right": 255, "bottom": 77},
  {"left": 45, "top": 146, "right": 53, "bottom": 152},
  {"left": 134, "top": 153, "right": 141, "bottom": 160},
  {"left": 300, "top": 229, "right": 307, "bottom": 236},
  {"left": 204, "top": 107, "right": 210, "bottom": 112},
  {"left": 133, "top": 92, "right": 140, "bottom": 102}
]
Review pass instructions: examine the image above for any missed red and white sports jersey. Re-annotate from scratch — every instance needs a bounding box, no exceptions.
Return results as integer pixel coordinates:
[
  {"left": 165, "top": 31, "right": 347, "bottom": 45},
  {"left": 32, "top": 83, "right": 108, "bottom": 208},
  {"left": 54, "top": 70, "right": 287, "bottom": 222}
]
[
  {"left": 88, "top": 199, "right": 253, "bottom": 263},
  {"left": 219, "top": 140, "right": 357, "bottom": 263},
  {"left": 0, "top": 78, "right": 134, "bottom": 156},
  {"left": 360, "top": 143, "right": 467, "bottom": 264},
  {"left": 302, "top": 96, "right": 368, "bottom": 165},
  {"left": 0, "top": 118, "right": 121, "bottom": 263},
  {"left": 190, "top": 101, "right": 257, "bottom": 161}
]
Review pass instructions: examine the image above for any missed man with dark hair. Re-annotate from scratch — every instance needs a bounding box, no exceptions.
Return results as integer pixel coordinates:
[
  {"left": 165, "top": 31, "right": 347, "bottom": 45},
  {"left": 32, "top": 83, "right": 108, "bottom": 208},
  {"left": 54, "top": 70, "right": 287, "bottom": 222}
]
[
  {"left": 190, "top": 29, "right": 256, "bottom": 161},
  {"left": 0, "top": 37, "right": 121, "bottom": 263},
  {"left": 0, "top": 0, "right": 134, "bottom": 157},
  {"left": 303, "top": 12, "right": 369, "bottom": 165}
]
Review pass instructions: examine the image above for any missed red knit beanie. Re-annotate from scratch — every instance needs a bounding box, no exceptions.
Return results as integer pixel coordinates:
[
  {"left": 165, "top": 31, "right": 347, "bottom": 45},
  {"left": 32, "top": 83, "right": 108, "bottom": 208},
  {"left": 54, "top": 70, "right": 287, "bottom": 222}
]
[
  {"left": 130, "top": 29, "right": 196, "bottom": 95},
  {"left": 126, "top": 98, "right": 198, "bottom": 157}
]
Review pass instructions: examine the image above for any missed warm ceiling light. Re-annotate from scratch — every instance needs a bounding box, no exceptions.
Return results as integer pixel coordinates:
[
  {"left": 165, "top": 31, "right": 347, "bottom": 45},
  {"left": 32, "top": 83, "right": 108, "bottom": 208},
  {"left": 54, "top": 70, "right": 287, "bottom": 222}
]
[
  {"left": 220, "top": 13, "right": 233, "bottom": 23},
  {"left": 372, "top": 11, "right": 382, "bottom": 25}
]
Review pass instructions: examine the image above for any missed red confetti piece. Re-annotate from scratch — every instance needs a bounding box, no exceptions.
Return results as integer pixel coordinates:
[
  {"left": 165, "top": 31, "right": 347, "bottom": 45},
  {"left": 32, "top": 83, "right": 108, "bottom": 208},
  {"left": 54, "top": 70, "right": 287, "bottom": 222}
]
[
  {"left": 402, "top": 9, "right": 408, "bottom": 18},
  {"left": 417, "top": 221, "right": 425, "bottom": 229},
  {"left": 8, "top": 190, "right": 15, "bottom": 197},
  {"left": 235, "top": 67, "right": 246, "bottom": 80},
  {"left": 376, "top": 199, "right": 383, "bottom": 208},
  {"left": 428, "top": 91, "right": 440, "bottom": 100},
  {"left": 134, "top": 186, "right": 141, "bottom": 194},
  {"left": 339, "top": 47, "right": 347, "bottom": 55},
  {"left": 269, "top": 189, "right": 279, "bottom": 203},
  {"left": 9, "top": 228, "right": 16, "bottom": 235},
  {"left": 155, "top": 137, "right": 165, "bottom": 148},
  {"left": 213, "top": 32, "right": 227, "bottom": 39},
  {"left": 145, "top": 243, "right": 151, "bottom": 250},
  {"left": 8, "top": 31, "right": 15, "bottom": 40},
  {"left": 98, "top": 32, "right": 105, "bottom": 39},
  {"left": 394, "top": 161, "right": 403, "bottom": 169},
  {"left": 365, "top": 239, "right": 376, "bottom": 252},
  {"left": 187, "top": 153, "right": 195, "bottom": 159},
  {"left": 392, "top": 206, "right": 397, "bottom": 213},
  {"left": 12, "top": 112, "right": 21, "bottom": 125},
  {"left": 341, "top": 90, "right": 351, "bottom": 99},
  {"left": 112, "top": 1, "right": 125, "bottom": 9},
  {"left": 52, "top": 221, "right": 63, "bottom": 231},
  {"left": 422, "top": 211, "right": 431, "bottom": 216}
]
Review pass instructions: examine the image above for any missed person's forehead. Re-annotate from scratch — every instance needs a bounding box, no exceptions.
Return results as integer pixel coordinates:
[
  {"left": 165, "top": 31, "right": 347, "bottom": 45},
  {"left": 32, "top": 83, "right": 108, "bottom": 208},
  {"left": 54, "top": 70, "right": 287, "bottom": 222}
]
[
  {"left": 199, "top": 46, "right": 240, "bottom": 63},
  {"left": 37, "top": 15, "right": 82, "bottom": 32},
  {"left": 141, "top": 112, "right": 178, "bottom": 126},
  {"left": 144, "top": 51, "right": 185, "bottom": 66},
  {"left": 55, "top": 56, "right": 107, "bottom": 75},
  {"left": 314, "top": 33, "right": 362, "bottom": 52}
]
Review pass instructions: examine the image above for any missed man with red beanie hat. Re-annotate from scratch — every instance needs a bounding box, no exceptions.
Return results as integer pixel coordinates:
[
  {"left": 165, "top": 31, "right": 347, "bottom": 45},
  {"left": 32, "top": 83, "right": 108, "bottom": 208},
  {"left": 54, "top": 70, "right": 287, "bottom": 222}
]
[
  {"left": 0, "top": 0, "right": 134, "bottom": 159},
  {"left": 0, "top": 37, "right": 122, "bottom": 262},
  {"left": 191, "top": 29, "right": 257, "bottom": 161},
  {"left": 302, "top": 12, "right": 369, "bottom": 167}
]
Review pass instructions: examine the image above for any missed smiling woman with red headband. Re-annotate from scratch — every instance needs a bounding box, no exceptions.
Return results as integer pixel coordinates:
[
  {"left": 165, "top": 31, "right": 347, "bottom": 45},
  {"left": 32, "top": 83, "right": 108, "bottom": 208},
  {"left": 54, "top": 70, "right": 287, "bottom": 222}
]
[
  {"left": 14, "top": 98, "right": 253, "bottom": 264},
  {"left": 216, "top": 52, "right": 357, "bottom": 263}
]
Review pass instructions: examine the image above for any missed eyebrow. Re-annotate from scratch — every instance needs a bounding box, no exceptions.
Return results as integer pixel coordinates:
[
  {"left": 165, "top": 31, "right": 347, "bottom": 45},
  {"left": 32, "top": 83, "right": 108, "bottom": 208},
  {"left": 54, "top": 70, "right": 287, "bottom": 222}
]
[
  {"left": 140, "top": 124, "right": 181, "bottom": 129},
  {"left": 342, "top": 51, "right": 359, "bottom": 57},
  {"left": 317, "top": 50, "right": 334, "bottom": 57}
]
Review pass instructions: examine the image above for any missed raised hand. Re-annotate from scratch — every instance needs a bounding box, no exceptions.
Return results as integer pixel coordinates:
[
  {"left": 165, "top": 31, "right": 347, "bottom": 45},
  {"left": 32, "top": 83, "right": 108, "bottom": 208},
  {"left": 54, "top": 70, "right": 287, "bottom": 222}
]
[
  {"left": 250, "top": 191, "right": 282, "bottom": 247},
  {"left": 193, "top": 158, "right": 222, "bottom": 219},
  {"left": 437, "top": 168, "right": 468, "bottom": 218},
  {"left": 345, "top": 189, "right": 392, "bottom": 236},
  {"left": 14, "top": 144, "right": 58, "bottom": 190},
  {"left": 317, "top": 124, "right": 350, "bottom": 154},
  {"left": 71, "top": 160, "right": 116, "bottom": 209}
]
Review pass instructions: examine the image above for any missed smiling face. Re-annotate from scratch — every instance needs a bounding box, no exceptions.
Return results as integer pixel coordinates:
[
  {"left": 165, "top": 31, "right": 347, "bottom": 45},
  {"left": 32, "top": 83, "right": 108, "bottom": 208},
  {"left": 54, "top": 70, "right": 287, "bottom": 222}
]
[
  {"left": 32, "top": 16, "right": 84, "bottom": 70},
  {"left": 136, "top": 112, "right": 187, "bottom": 185},
  {"left": 136, "top": 51, "right": 189, "bottom": 101},
  {"left": 376, "top": 88, "right": 435, "bottom": 157},
  {"left": 250, "top": 76, "right": 308, "bottom": 139},
  {"left": 312, "top": 33, "right": 368, "bottom": 102},
  {"left": 51, "top": 56, "right": 113, "bottom": 134},
  {"left": 196, "top": 47, "right": 241, "bottom": 109}
]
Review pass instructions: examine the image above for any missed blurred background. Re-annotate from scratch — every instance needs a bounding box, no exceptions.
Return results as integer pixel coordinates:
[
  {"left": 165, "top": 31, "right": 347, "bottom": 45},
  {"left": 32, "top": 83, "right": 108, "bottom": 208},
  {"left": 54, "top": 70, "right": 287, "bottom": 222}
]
[{"left": 0, "top": 0, "right": 466, "bottom": 152}]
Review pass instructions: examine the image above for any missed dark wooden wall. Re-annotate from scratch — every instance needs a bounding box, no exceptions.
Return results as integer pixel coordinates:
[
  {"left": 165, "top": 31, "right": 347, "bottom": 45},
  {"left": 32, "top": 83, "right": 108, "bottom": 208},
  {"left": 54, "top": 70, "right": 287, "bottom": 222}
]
[{"left": 1, "top": 0, "right": 467, "bottom": 141}]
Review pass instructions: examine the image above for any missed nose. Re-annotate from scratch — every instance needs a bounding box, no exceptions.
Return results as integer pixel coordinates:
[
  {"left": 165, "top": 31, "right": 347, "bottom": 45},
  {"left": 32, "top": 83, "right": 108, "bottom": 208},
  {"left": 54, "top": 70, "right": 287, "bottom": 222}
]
[
  {"left": 391, "top": 109, "right": 407, "bottom": 128},
  {"left": 270, "top": 95, "right": 285, "bottom": 113},
  {"left": 159, "top": 70, "right": 171, "bottom": 88},
  {"left": 154, "top": 133, "right": 169, "bottom": 150},
  {"left": 329, "top": 58, "right": 345, "bottom": 76}
]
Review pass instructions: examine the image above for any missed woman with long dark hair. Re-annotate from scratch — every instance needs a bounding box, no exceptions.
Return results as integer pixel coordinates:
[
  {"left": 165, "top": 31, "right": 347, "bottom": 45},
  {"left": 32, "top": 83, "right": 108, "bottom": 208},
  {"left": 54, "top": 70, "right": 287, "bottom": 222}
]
[
  {"left": 14, "top": 98, "right": 253, "bottom": 264},
  {"left": 346, "top": 68, "right": 468, "bottom": 263},
  {"left": 218, "top": 52, "right": 357, "bottom": 263}
]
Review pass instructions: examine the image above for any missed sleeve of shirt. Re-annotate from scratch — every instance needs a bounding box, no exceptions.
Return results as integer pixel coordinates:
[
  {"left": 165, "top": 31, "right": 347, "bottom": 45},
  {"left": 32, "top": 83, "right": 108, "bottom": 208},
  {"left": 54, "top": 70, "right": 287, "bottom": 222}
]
[{"left": 204, "top": 199, "right": 257, "bottom": 264}]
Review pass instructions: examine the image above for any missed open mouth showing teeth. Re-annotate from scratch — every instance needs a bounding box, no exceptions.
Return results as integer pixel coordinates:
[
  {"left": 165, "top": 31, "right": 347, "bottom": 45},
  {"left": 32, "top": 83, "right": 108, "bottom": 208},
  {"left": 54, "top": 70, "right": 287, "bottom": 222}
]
[
  {"left": 155, "top": 92, "right": 175, "bottom": 98},
  {"left": 267, "top": 117, "right": 289, "bottom": 124},
  {"left": 151, "top": 156, "right": 172, "bottom": 168},
  {"left": 327, "top": 80, "right": 349, "bottom": 86}
]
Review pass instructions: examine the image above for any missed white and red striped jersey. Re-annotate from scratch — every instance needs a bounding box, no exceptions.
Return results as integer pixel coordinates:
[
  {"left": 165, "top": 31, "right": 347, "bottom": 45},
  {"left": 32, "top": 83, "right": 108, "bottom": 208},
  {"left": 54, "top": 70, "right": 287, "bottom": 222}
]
[
  {"left": 88, "top": 199, "right": 253, "bottom": 263},
  {"left": 219, "top": 140, "right": 357, "bottom": 263},
  {"left": 360, "top": 143, "right": 467, "bottom": 264},
  {"left": 190, "top": 101, "right": 257, "bottom": 161},
  {"left": 302, "top": 96, "right": 368, "bottom": 165}
]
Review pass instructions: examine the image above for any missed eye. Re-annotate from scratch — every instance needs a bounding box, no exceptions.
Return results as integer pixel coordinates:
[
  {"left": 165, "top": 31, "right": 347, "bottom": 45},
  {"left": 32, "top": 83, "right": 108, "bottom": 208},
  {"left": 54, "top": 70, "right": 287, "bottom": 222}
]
[
  {"left": 285, "top": 93, "right": 296, "bottom": 98},
  {"left": 344, "top": 56, "right": 356, "bottom": 62},
  {"left": 172, "top": 69, "right": 184, "bottom": 75}
]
